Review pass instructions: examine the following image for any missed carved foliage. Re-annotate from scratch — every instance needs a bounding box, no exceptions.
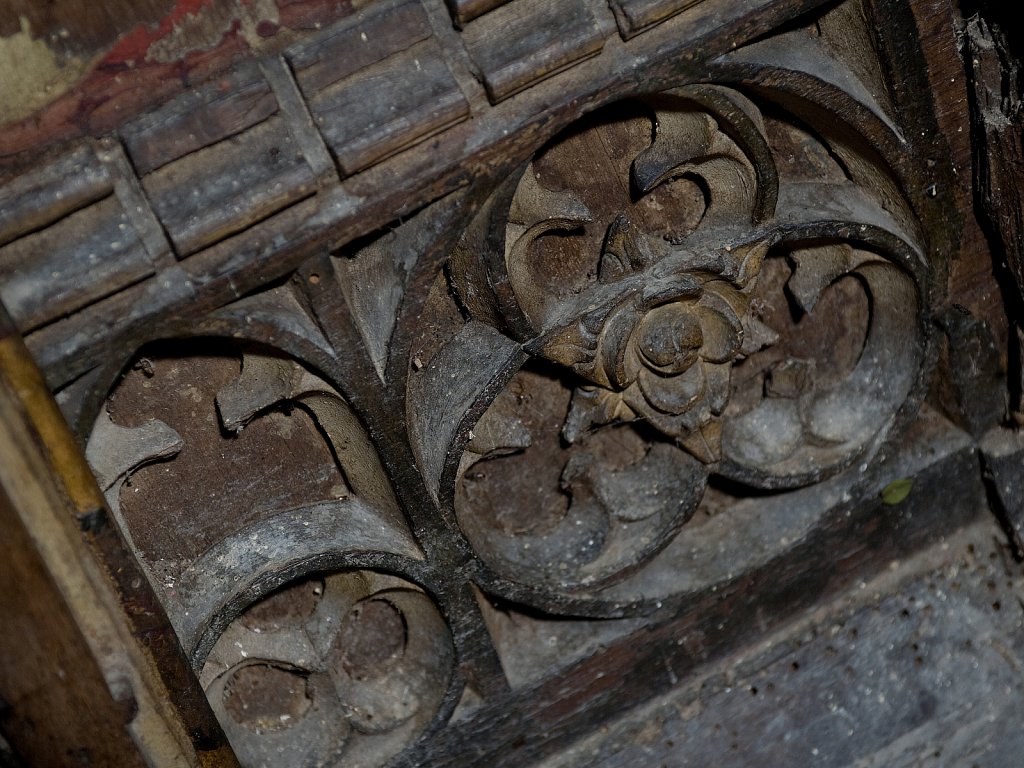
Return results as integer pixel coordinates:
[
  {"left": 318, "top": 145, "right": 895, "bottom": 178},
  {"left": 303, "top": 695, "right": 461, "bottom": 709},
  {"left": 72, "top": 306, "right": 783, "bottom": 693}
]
[
  {"left": 80, "top": 68, "right": 937, "bottom": 768},
  {"left": 447, "top": 84, "right": 930, "bottom": 592},
  {"left": 453, "top": 88, "right": 779, "bottom": 464},
  {"left": 85, "top": 341, "right": 449, "bottom": 767},
  {"left": 201, "top": 571, "right": 453, "bottom": 768}
]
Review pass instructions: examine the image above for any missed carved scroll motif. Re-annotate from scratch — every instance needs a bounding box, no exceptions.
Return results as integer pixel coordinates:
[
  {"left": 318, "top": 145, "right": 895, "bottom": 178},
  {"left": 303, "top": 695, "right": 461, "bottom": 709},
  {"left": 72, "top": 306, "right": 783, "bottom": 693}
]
[
  {"left": 86, "top": 341, "right": 452, "bottom": 767},
  {"left": 447, "top": 86, "right": 930, "bottom": 591},
  {"left": 201, "top": 571, "right": 453, "bottom": 768},
  {"left": 79, "top": 80, "right": 936, "bottom": 768}
]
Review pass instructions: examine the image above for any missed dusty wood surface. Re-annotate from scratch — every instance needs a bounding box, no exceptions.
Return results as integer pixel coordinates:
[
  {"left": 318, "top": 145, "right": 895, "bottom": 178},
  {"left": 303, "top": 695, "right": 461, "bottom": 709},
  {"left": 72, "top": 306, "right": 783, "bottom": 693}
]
[
  {"left": 539, "top": 516, "right": 1024, "bottom": 767},
  {"left": 966, "top": 13, "right": 1024, "bottom": 418},
  {"left": 0, "top": 0, "right": 1018, "bottom": 766}
]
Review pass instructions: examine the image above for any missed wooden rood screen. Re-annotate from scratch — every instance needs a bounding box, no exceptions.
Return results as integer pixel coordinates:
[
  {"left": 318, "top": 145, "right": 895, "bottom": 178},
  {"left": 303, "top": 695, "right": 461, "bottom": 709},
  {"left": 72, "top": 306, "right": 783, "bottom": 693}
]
[{"left": 1, "top": 0, "right": 1022, "bottom": 765}]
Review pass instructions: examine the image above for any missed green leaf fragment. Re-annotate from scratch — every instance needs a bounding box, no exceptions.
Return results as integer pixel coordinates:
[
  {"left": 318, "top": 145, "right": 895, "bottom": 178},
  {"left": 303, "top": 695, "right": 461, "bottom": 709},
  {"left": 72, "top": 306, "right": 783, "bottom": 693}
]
[{"left": 880, "top": 477, "right": 914, "bottom": 505}]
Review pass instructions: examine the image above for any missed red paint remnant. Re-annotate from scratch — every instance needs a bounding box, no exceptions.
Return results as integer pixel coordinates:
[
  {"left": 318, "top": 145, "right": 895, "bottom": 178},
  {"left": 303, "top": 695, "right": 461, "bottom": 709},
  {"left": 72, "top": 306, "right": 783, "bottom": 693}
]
[
  {"left": 104, "top": 0, "right": 219, "bottom": 65},
  {"left": 0, "top": 0, "right": 359, "bottom": 164},
  {"left": 256, "top": 19, "right": 280, "bottom": 37}
]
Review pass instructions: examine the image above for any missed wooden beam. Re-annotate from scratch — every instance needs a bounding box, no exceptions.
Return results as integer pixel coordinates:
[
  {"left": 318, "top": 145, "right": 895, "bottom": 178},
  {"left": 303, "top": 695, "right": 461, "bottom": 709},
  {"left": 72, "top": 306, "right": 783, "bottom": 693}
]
[{"left": 0, "top": 306, "right": 238, "bottom": 767}]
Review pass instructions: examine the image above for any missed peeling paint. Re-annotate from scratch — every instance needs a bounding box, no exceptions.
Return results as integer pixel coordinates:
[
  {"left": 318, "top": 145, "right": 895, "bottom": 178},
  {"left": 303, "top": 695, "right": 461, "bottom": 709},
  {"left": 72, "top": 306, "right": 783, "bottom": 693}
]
[
  {"left": 0, "top": 16, "right": 88, "bottom": 123},
  {"left": 145, "top": 0, "right": 281, "bottom": 63},
  {"left": 239, "top": 0, "right": 283, "bottom": 50}
]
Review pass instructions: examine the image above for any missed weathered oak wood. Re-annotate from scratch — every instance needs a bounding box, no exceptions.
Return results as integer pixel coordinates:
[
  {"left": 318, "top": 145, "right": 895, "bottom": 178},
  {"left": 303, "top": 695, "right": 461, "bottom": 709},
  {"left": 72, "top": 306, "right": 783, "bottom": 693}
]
[
  {"left": 0, "top": 195, "right": 155, "bottom": 333},
  {"left": 120, "top": 62, "right": 280, "bottom": 177},
  {"left": 143, "top": 116, "right": 317, "bottom": 256},
  {"left": 308, "top": 40, "right": 470, "bottom": 174},
  {"left": 444, "top": 0, "right": 512, "bottom": 27},
  {"left": 0, "top": 143, "right": 111, "bottom": 246},
  {"left": 609, "top": 0, "right": 706, "bottom": 39},
  {"left": 0, "top": 1, "right": 1015, "bottom": 766},
  {"left": 288, "top": 0, "right": 434, "bottom": 94},
  {"left": 461, "top": 0, "right": 608, "bottom": 103}
]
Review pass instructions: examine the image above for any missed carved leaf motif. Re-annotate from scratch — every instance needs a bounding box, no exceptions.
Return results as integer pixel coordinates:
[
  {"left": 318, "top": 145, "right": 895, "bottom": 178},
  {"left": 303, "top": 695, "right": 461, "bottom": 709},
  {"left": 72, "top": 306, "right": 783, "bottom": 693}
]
[
  {"left": 450, "top": 87, "right": 928, "bottom": 488},
  {"left": 449, "top": 92, "right": 781, "bottom": 464},
  {"left": 201, "top": 572, "right": 454, "bottom": 768},
  {"left": 456, "top": 364, "right": 708, "bottom": 591}
]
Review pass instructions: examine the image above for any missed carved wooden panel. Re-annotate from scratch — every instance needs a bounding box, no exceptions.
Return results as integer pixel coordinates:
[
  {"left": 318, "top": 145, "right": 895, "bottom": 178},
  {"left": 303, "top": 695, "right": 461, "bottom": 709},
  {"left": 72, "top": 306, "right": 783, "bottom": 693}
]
[{"left": 2, "top": 0, "right": 1011, "bottom": 765}]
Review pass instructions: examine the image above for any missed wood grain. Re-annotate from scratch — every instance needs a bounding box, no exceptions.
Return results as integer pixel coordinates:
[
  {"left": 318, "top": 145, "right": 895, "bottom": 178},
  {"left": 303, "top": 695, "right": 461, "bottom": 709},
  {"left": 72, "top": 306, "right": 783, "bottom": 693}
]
[
  {"left": 461, "top": 0, "right": 607, "bottom": 103},
  {"left": 608, "top": 0, "right": 706, "bottom": 39},
  {"left": 0, "top": 195, "right": 154, "bottom": 333},
  {"left": 0, "top": 143, "right": 111, "bottom": 246},
  {"left": 121, "top": 61, "right": 280, "bottom": 176},
  {"left": 309, "top": 39, "right": 470, "bottom": 174},
  {"left": 143, "top": 116, "right": 317, "bottom": 256}
]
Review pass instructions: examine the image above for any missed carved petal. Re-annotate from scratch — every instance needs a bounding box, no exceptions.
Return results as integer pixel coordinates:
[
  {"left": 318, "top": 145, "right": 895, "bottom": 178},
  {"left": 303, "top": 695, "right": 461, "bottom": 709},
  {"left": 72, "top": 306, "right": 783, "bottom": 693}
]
[
  {"left": 787, "top": 243, "right": 853, "bottom": 313},
  {"left": 740, "top": 316, "right": 780, "bottom": 357},
  {"left": 676, "top": 419, "right": 723, "bottom": 464},
  {"left": 509, "top": 165, "right": 592, "bottom": 227},
  {"left": 216, "top": 353, "right": 335, "bottom": 432},
  {"left": 730, "top": 237, "right": 773, "bottom": 288},
  {"left": 596, "top": 298, "right": 644, "bottom": 389},
  {"left": 722, "top": 398, "right": 803, "bottom": 468},
  {"left": 696, "top": 293, "right": 744, "bottom": 363},
  {"left": 635, "top": 302, "right": 703, "bottom": 373},
  {"left": 697, "top": 310, "right": 741, "bottom": 364},
  {"left": 86, "top": 413, "right": 183, "bottom": 493},
  {"left": 599, "top": 214, "right": 656, "bottom": 282},
  {"left": 466, "top": 396, "right": 532, "bottom": 457},
  {"left": 632, "top": 110, "right": 715, "bottom": 195},
  {"left": 562, "top": 387, "right": 634, "bottom": 444},
  {"left": 671, "top": 84, "right": 778, "bottom": 223},
  {"left": 328, "top": 589, "right": 449, "bottom": 734},
  {"left": 636, "top": 362, "right": 706, "bottom": 415},
  {"left": 590, "top": 443, "right": 705, "bottom": 523},
  {"left": 206, "top": 664, "right": 350, "bottom": 767},
  {"left": 691, "top": 154, "right": 758, "bottom": 225},
  {"left": 703, "top": 362, "right": 732, "bottom": 416}
]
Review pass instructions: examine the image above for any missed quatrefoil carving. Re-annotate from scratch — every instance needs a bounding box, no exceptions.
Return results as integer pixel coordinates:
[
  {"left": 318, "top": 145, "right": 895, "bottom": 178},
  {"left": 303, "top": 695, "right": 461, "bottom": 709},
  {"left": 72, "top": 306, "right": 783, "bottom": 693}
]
[{"left": 447, "top": 87, "right": 930, "bottom": 591}]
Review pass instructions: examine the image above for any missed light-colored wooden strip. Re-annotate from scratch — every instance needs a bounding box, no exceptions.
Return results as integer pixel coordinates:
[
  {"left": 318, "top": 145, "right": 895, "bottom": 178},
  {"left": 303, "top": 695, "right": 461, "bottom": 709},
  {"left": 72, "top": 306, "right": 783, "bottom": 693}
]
[
  {"left": 0, "top": 307, "right": 240, "bottom": 768},
  {"left": 260, "top": 55, "right": 341, "bottom": 188},
  {"left": 94, "top": 137, "right": 178, "bottom": 269}
]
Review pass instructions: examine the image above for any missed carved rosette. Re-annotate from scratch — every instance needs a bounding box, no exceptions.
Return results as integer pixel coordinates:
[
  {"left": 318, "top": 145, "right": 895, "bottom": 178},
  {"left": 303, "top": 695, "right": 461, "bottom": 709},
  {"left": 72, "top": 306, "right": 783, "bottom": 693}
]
[
  {"left": 453, "top": 89, "right": 780, "bottom": 463},
  {"left": 545, "top": 225, "right": 770, "bottom": 463},
  {"left": 447, "top": 85, "right": 930, "bottom": 591}
]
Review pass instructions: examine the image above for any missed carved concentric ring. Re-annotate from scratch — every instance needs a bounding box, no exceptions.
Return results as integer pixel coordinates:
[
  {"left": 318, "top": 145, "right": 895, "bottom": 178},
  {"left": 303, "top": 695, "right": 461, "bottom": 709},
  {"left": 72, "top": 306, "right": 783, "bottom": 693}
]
[{"left": 85, "top": 340, "right": 456, "bottom": 766}]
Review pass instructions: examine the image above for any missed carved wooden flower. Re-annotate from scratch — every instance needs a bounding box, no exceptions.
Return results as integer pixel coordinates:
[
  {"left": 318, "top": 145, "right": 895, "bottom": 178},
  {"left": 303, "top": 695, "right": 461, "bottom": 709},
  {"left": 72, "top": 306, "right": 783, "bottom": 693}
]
[
  {"left": 556, "top": 233, "right": 772, "bottom": 463},
  {"left": 451, "top": 87, "right": 781, "bottom": 463},
  {"left": 564, "top": 293, "right": 740, "bottom": 456}
]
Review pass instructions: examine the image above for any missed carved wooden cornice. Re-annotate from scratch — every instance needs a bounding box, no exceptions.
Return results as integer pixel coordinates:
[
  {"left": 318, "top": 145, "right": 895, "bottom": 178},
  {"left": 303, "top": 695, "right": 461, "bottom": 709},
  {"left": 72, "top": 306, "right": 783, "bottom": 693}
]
[{"left": 0, "top": 0, "right": 976, "bottom": 765}]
